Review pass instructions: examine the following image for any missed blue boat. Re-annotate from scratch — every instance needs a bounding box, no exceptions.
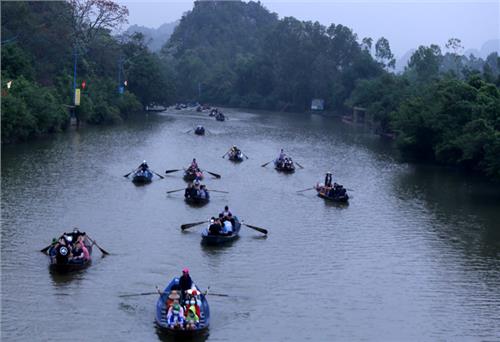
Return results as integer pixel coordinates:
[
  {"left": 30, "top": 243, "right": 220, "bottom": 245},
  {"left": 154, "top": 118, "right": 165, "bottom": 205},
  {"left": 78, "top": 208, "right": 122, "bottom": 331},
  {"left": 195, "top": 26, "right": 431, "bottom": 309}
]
[
  {"left": 132, "top": 169, "right": 153, "bottom": 183},
  {"left": 155, "top": 277, "right": 210, "bottom": 337},
  {"left": 201, "top": 216, "right": 241, "bottom": 245}
]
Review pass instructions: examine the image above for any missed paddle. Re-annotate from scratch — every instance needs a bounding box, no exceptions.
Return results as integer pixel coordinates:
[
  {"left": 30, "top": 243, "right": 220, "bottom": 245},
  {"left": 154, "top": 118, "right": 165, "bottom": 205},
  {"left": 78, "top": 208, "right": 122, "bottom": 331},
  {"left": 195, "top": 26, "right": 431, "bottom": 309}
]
[
  {"left": 185, "top": 129, "right": 193, "bottom": 134},
  {"left": 296, "top": 187, "right": 315, "bottom": 193},
  {"left": 123, "top": 169, "right": 136, "bottom": 178},
  {"left": 40, "top": 244, "right": 53, "bottom": 254},
  {"left": 166, "top": 188, "right": 185, "bottom": 194},
  {"left": 120, "top": 288, "right": 229, "bottom": 298},
  {"left": 261, "top": 160, "right": 273, "bottom": 167},
  {"left": 207, "top": 189, "right": 229, "bottom": 194},
  {"left": 295, "top": 161, "right": 304, "bottom": 169},
  {"left": 119, "top": 291, "right": 158, "bottom": 298},
  {"left": 202, "top": 169, "right": 221, "bottom": 179},
  {"left": 87, "top": 236, "right": 110, "bottom": 255},
  {"left": 181, "top": 220, "right": 207, "bottom": 230},
  {"left": 165, "top": 169, "right": 181, "bottom": 174},
  {"left": 242, "top": 152, "right": 249, "bottom": 159},
  {"left": 242, "top": 223, "right": 268, "bottom": 235},
  {"left": 204, "top": 286, "right": 229, "bottom": 297},
  {"left": 151, "top": 170, "right": 164, "bottom": 179},
  {"left": 222, "top": 151, "right": 229, "bottom": 158}
]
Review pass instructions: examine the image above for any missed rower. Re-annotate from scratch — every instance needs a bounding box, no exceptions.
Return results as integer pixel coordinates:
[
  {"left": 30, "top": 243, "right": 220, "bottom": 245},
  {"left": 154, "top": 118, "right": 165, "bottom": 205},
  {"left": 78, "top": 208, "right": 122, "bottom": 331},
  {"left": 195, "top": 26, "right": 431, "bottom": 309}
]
[
  {"left": 139, "top": 160, "right": 149, "bottom": 171},
  {"left": 278, "top": 149, "right": 285, "bottom": 161},
  {"left": 324, "top": 172, "right": 333, "bottom": 188},
  {"left": 190, "top": 158, "right": 198, "bottom": 170}
]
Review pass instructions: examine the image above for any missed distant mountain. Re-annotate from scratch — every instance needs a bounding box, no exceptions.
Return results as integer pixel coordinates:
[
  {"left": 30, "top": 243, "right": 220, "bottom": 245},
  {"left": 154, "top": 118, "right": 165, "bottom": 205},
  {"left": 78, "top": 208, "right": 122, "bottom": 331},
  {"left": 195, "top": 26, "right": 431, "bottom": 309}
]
[
  {"left": 395, "top": 49, "right": 415, "bottom": 73},
  {"left": 479, "top": 39, "right": 500, "bottom": 58},
  {"left": 126, "top": 21, "right": 178, "bottom": 52}
]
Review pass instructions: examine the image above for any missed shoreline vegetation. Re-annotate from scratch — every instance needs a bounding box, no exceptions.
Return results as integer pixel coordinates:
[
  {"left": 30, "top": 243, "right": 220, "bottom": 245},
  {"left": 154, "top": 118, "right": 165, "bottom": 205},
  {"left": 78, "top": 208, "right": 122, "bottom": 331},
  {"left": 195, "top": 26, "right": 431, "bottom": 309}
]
[{"left": 2, "top": 1, "right": 499, "bottom": 179}]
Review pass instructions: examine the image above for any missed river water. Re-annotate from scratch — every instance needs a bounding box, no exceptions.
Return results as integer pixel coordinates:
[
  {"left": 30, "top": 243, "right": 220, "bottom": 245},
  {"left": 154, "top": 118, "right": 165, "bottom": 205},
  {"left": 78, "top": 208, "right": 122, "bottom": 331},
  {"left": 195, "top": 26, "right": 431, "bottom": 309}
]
[{"left": 1, "top": 108, "right": 500, "bottom": 341}]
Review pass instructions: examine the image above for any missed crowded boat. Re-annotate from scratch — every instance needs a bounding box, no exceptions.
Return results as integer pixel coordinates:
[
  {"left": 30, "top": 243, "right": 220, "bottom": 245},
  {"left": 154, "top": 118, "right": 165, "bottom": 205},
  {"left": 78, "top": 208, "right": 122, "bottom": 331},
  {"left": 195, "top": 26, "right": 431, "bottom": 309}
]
[{"left": 46, "top": 228, "right": 92, "bottom": 271}]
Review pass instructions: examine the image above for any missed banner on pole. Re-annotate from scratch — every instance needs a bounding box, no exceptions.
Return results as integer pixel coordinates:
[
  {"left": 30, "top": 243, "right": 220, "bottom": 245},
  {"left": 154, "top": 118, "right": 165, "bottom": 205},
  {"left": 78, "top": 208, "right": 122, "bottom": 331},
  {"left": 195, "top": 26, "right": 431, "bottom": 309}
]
[{"left": 75, "top": 88, "right": 81, "bottom": 106}]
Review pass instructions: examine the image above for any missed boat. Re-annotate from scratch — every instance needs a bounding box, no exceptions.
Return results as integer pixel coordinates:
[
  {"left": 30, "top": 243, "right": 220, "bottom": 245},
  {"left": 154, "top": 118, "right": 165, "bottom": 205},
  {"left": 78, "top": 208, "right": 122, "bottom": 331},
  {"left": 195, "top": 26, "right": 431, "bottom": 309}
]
[
  {"left": 274, "top": 159, "right": 295, "bottom": 173},
  {"left": 194, "top": 126, "right": 205, "bottom": 135},
  {"left": 183, "top": 168, "right": 203, "bottom": 182},
  {"left": 132, "top": 169, "right": 153, "bottom": 183},
  {"left": 228, "top": 150, "right": 244, "bottom": 162},
  {"left": 201, "top": 216, "right": 241, "bottom": 245},
  {"left": 315, "top": 185, "right": 349, "bottom": 203},
  {"left": 209, "top": 109, "right": 217, "bottom": 117},
  {"left": 215, "top": 113, "right": 225, "bottom": 121},
  {"left": 47, "top": 234, "right": 93, "bottom": 272},
  {"left": 155, "top": 277, "right": 210, "bottom": 337},
  {"left": 184, "top": 186, "right": 210, "bottom": 205}
]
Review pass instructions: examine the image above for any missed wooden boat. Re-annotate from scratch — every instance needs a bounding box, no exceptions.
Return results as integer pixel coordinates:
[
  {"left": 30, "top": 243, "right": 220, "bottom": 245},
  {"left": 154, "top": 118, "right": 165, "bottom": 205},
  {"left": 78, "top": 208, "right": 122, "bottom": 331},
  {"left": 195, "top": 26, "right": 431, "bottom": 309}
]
[
  {"left": 209, "top": 109, "right": 217, "bottom": 117},
  {"left": 184, "top": 187, "right": 210, "bottom": 205},
  {"left": 228, "top": 150, "right": 244, "bottom": 162},
  {"left": 156, "top": 278, "right": 210, "bottom": 337},
  {"left": 201, "top": 216, "right": 241, "bottom": 245},
  {"left": 132, "top": 169, "right": 153, "bottom": 183},
  {"left": 215, "top": 113, "right": 225, "bottom": 121},
  {"left": 48, "top": 235, "right": 92, "bottom": 272},
  {"left": 274, "top": 159, "right": 295, "bottom": 173},
  {"left": 194, "top": 126, "right": 205, "bottom": 135},
  {"left": 183, "top": 168, "right": 203, "bottom": 182},
  {"left": 315, "top": 185, "right": 349, "bottom": 203}
]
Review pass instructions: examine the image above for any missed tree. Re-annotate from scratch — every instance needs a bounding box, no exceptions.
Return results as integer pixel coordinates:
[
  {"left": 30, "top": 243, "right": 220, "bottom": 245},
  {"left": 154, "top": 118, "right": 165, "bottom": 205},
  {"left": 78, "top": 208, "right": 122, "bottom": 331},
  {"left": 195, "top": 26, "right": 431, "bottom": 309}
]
[
  {"left": 361, "top": 37, "right": 372, "bottom": 52},
  {"left": 375, "top": 37, "right": 395, "bottom": 69},
  {"left": 407, "top": 44, "right": 442, "bottom": 82}
]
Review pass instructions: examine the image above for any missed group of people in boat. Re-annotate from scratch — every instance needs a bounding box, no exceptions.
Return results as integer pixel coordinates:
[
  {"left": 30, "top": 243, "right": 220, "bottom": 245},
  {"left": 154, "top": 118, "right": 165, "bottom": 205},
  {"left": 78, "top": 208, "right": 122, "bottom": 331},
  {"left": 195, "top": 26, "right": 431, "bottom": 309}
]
[
  {"left": 185, "top": 179, "right": 209, "bottom": 200},
  {"left": 208, "top": 206, "right": 235, "bottom": 236},
  {"left": 162, "top": 268, "right": 203, "bottom": 330},
  {"left": 187, "top": 159, "right": 203, "bottom": 176},
  {"left": 317, "top": 172, "right": 348, "bottom": 199},
  {"left": 228, "top": 145, "right": 241, "bottom": 158},
  {"left": 48, "top": 228, "right": 90, "bottom": 264},
  {"left": 275, "top": 149, "right": 294, "bottom": 169}
]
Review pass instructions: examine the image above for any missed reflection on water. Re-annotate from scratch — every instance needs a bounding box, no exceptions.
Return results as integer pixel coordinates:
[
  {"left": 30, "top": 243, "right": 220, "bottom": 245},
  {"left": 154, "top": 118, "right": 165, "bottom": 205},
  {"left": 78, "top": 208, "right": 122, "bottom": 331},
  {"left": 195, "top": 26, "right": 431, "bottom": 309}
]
[{"left": 1, "top": 108, "right": 500, "bottom": 341}]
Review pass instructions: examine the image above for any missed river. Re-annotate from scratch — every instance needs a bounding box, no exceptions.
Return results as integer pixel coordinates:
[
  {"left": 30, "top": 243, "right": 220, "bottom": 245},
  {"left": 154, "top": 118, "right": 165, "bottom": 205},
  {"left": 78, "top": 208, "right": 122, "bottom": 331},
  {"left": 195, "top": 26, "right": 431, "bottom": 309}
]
[{"left": 1, "top": 108, "right": 500, "bottom": 341}]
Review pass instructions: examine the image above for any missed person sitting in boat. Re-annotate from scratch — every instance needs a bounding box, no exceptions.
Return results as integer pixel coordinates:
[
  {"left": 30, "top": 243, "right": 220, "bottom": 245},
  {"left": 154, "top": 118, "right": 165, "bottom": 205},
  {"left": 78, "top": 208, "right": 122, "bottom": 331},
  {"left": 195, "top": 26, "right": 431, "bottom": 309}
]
[
  {"left": 185, "top": 289, "right": 201, "bottom": 316},
  {"left": 221, "top": 205, "right": 232, "bottom": 219},
  {"left": 179, "top": 268, "right": 194, "bottom": 301},
  {"left": 70, "top": 241, "right": 85, "bottom": 263},
  {"left": 324, "top": 172, "right": 333, "bottom": 188},
  {"left": 221, "top": 219, "right": 233, "bottom": 235},
  {"left": 278, "top": 149, "right": 286, "bottom": 161},
  {"left": 208, "top": 217, "right": 221, "bottom": 235},
  {"left": 138, "top": 160, "right": 149, "bottom": 171},
  {"left": 190, "top": 158, "right": 199, "bottom": 171},
  {"left": 55, "top": 237, "right": 71, "bottom": 263},
  {"left": 199, "top": 185, "right": 207, "bottom": 199},
  {"left": 167, "top": 303, "right": 185, "bottom": 329},
  {"left": 77, "top": 235, "right": 90, "bottom": 261},
  {"left": 185, "top": 306, "right": 200, "bottom": 330}
]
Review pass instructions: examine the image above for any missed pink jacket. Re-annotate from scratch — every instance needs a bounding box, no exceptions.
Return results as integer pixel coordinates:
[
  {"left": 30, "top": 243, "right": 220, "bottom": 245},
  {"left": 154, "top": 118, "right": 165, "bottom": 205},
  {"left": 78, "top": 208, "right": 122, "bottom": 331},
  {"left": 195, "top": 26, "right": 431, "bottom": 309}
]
[{"left": 81, "top": 244, "right": 90, "bottom": 260}]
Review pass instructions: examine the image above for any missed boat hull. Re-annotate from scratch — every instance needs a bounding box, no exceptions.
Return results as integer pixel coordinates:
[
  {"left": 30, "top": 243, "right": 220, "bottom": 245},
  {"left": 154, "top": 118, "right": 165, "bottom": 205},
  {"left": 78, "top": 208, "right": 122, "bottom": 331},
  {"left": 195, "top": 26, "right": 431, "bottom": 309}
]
[
  {"left": 316, "top": 187, "right": 349, "bottom": 203},
  {"left": 132, "top": 170, "right": 153, "bottom": 183},
  {"left": 48, "top": 239, "right": 93, "bottom": 273},
  {"left": 228, "top": 152, "right": 244, "bottom": 162}
]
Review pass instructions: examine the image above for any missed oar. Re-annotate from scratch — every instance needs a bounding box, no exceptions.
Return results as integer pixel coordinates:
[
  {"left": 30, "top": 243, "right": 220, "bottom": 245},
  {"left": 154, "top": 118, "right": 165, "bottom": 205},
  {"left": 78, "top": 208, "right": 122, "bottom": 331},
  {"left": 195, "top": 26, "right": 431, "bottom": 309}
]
[
  {"left": 296, "top": 187, "right": 315, "bottom": 193},
  {"left": 151, "top": 170, "right": 164, "bottom": 179},
  {"left": 222, "top": 151, "right": 229, "bottom": 158},
  {"left": 295, "top": 161, "right": 304, "bottom": 169},
  {"left": 261, "top": 160, "right": 273, "bottom": 167},
  {"left": 87, "top": 236, "right": 110, "bottom": 255},
  {"left": 123, "top": 169, "right": 136, "bottom": 178},
  {"left": 207, "top": 189, "right": 229, "bottom": 194},
  {"left": 242, "top": 152, "right": 249, "bottom": 159},
  {"left": 202, "top": 169, "right": 221, "bottom": 179},
  {"left": 242, "top": 223, "right": 268, "bottom": 235},
  {"left": 165, "top": 169, "right": 181, "bottom": 174},
  {"left": 166, "top": 188, "right": 185, "bottom": 194},
  {"left": 119, "top": 291, "right": 158, "bottom": 298},
  {"left": 40, "top": 244, "right": 53, "bottom": 254},
  {"left": 185, "top": 129, "right": 193, "bottom": 133},
  {"left": 204, "top": 286, "right": 229, "bottom": 297},
  {"left": 181, "top": 220, "right": 207, "bottom": 230}
]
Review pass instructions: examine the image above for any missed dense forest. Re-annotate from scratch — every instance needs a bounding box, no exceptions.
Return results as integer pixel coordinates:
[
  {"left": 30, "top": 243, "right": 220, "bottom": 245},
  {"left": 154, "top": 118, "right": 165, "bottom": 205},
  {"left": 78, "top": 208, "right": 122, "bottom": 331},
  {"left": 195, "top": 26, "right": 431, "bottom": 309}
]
[
  {"left": 2, "top": 0, "right": 499, "bottom": 178},
  {"left": 1, "top": 0, "right": 174, "bottom": 143}
]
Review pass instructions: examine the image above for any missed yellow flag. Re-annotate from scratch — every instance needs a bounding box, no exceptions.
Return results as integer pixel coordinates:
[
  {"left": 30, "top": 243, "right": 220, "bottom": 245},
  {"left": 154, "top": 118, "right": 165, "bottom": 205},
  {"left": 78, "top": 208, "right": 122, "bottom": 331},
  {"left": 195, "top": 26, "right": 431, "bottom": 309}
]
[{"left": 75, "top": 88, "right": 81, "bottom": 106}]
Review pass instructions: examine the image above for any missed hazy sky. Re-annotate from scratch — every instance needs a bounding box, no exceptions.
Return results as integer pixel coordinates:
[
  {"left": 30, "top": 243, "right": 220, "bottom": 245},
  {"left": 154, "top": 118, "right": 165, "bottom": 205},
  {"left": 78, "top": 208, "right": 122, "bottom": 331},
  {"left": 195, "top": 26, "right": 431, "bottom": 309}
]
[{"left": 118, "top": 0, "right": 499, "bottom": 57}]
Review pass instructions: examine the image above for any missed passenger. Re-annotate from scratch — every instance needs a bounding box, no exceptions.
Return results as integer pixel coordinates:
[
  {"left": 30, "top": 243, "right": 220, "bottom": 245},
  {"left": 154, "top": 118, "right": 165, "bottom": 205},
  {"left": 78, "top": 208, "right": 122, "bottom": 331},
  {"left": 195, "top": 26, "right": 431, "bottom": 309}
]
[
  {"left": 185, "top": 306, "right": 200, "bottom": 330},
  {"left": 199, "top": 185, "right": 207, "bottom": 199},
  {"left": 223, "top": 219, "right": 233, "bottom": 235},
  {"left": 324, "top": 172, "right": 333, "bottom": 188},
  {"left": 190, "top": 158, "right": 198, "bottom": 171},
  {"left": 77, "top": 235, "right": 90, "bottom": 261},
  {"left": 55, "top": 238, "right": 71, "bottom": 264},
  {"left": 208, "top": 218, "right": 220, "bottom": 235},
  {"left": 218, "top": 213, "right": 225, "bottom": 224},
  {"left": 139, "top": 160, "right": 149, "bottom": 171},
  {"left": 222, "top": 206, "right": 231, "bottom": 218},
  {"left": 49, "top": 238, "right": 58, "bottom": 257},
  {"left": 71, "top": 241, "right": 85, "bottom": 262},
  {"left": 227, "top": 212, "right": 236, "bottom": 227},
  {"left": 166, "top": 289, "right": 180, "bottom": 309},
  {"left": 186, "top": 290, "right": 201, "bottom": 317},
  {"left": 184, "top": 183, "right": 192, "bottom": 198},
  {"left": 278, "top": 149, "right": 286, "bottom": 161},
  {"left": 179, "top": 268, "right": 193, "bottom": 297},
  {"left": 167, "top": 303, "right": 185, "bottom": 329}
]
